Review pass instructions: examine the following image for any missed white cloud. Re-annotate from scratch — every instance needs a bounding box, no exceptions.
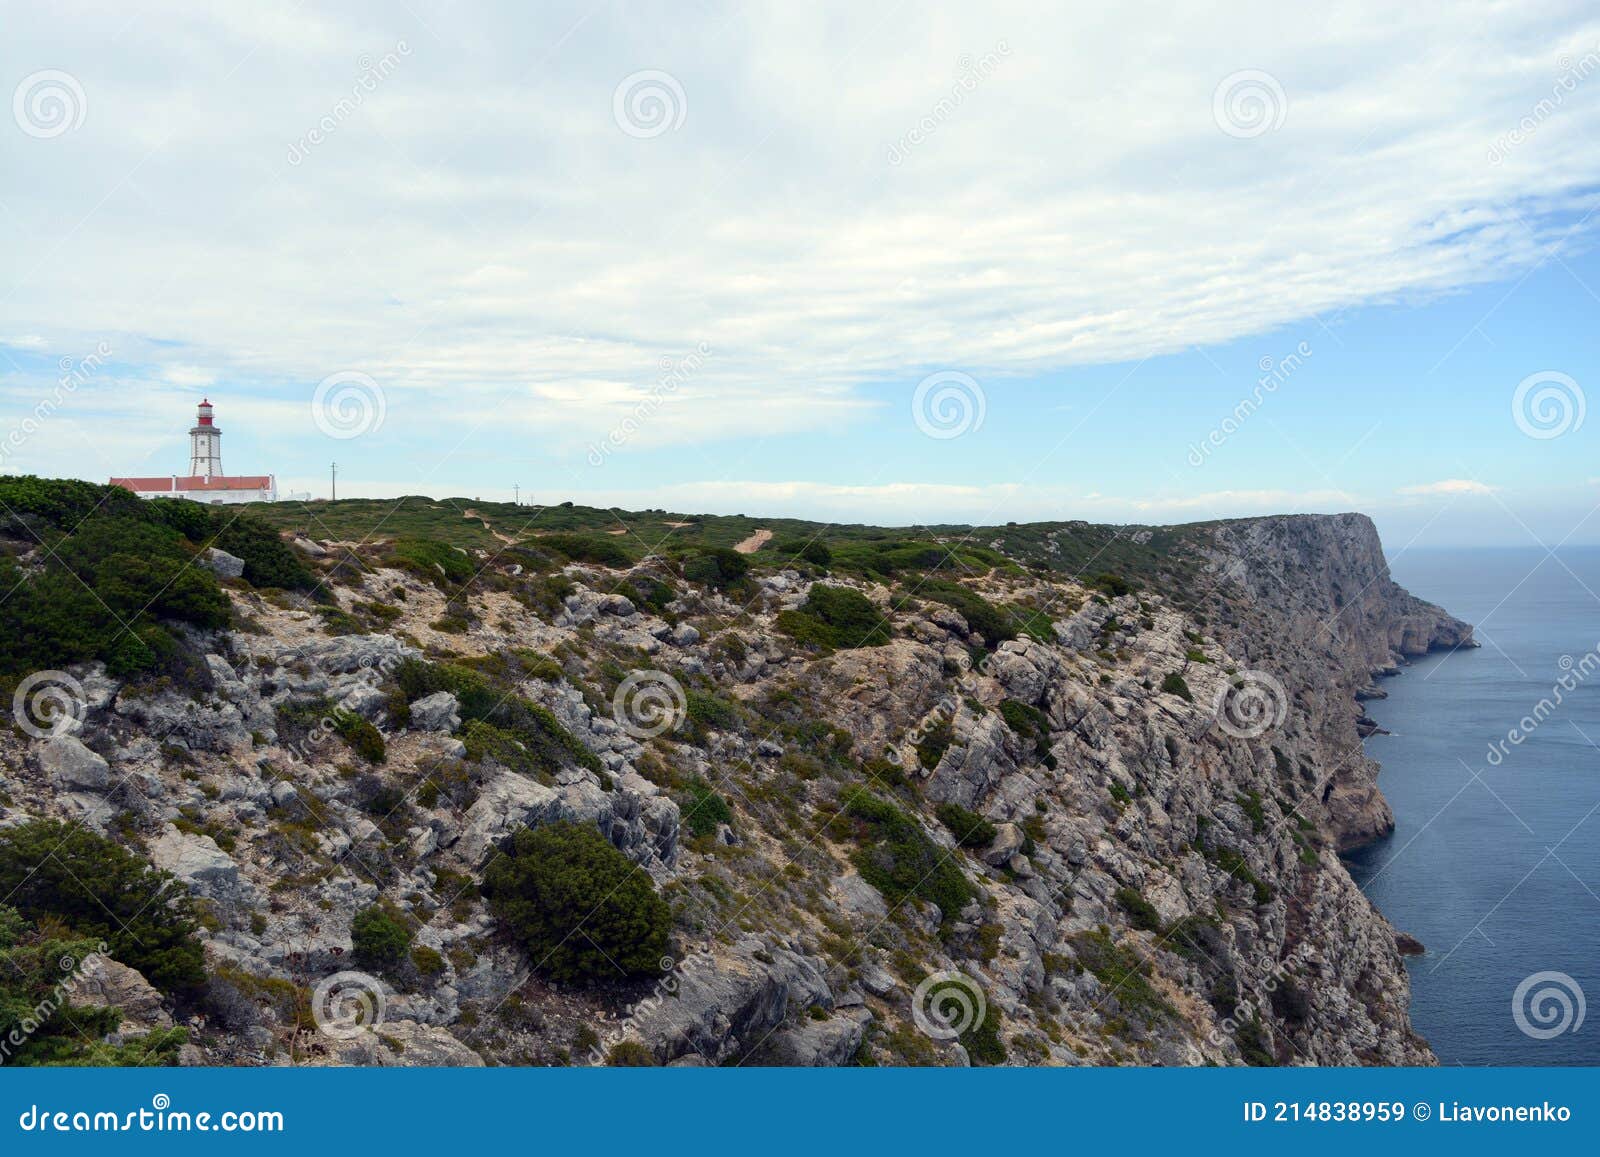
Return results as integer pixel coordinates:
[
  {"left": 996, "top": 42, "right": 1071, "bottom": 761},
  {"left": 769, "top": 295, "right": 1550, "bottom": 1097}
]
[
  {"left": 1396, "top": 478, "right": 1497, "bottom": 496},
  {"left": 0, "top": 1, "right": 1596, "bottom": 450}
]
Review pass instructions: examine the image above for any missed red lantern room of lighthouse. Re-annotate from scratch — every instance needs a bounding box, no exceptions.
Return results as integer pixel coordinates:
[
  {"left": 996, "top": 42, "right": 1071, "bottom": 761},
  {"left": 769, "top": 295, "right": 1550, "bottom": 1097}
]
[{"left": 188, "top": 398, "right": 223, "bottom": 479}]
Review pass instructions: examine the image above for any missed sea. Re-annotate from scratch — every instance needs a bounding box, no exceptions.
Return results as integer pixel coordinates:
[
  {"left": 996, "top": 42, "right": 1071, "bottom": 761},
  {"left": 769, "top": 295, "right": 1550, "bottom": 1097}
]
[{"left": 1345, "top": 546, "right": 1600, "bottom": 1066}]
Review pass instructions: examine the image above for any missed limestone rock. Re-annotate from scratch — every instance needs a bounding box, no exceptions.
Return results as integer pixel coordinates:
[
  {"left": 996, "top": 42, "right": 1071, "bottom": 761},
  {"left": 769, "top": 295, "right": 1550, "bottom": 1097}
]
[
  {"left": 36, "top": 735, "right": 110, "bottom": 791},
  {"left": 149, "top": 826, "right": 245, "bottom": 905},
  {"left": 312, "top": 1020, "right": 484, "bottom": 1067},
  {"left": 64, "top": 955, "right": 172, "bottom": 1034},
  {"left": 203, "top": 547, "right": 246, "bottom": 579},
  {"left": 410, "top": 691, "right": 461, "bottom": 733},
  {"left": 982, "top": 823, "right": 1026, "bottom": 866}
]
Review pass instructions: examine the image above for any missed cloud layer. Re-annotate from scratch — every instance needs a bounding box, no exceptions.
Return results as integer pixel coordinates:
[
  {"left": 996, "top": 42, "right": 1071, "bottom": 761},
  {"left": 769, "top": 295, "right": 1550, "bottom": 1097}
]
[{"left": 2, "top": 2, "right": 1598, "bottom": 526}]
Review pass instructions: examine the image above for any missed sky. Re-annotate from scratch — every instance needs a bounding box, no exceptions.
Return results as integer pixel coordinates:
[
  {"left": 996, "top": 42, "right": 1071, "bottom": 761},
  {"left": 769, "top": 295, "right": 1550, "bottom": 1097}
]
[{"left": 1, "top": 1, "right": 1597, "bottom": 548}]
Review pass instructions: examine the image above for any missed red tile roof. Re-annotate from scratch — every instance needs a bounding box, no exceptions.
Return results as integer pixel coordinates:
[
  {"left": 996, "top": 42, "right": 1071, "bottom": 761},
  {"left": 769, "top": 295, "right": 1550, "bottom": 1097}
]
[
  {"left": 174, "top": 475, "right": 272, "bottom": 491},
  {"left": 110, "top": 475, "right": 274, "bottom": 494}
]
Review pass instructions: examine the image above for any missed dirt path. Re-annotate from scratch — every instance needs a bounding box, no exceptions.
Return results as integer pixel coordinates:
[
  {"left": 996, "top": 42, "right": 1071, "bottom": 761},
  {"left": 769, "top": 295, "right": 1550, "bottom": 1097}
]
[
  {"left": 733, "top": 528, "right": 773, "bottom": 554},
  {"left": 463, "top": 508, "right": 517, "bottom": 544}
]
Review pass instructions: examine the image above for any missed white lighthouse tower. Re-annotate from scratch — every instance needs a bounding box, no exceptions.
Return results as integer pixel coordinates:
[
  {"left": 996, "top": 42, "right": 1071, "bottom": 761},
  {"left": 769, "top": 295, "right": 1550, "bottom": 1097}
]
[
  {"left": 111, "top": 397, "right": 277, "bottom": 503},
  {"left": 188, "top": 398, "right": 223, "bottom": 479}
]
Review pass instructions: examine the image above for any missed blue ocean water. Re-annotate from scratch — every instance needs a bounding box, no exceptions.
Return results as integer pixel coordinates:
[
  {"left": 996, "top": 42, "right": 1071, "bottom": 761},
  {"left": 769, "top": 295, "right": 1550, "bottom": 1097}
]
[{"left": 1345, "top": 546, "right": 1600, "bottom": 1066}]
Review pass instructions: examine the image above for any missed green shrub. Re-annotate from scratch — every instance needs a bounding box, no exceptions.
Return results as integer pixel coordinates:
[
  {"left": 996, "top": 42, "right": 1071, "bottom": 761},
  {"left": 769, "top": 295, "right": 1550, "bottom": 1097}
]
[
  {"left": 839, "top": 791, "right": 973, "bottom": 922},
  {"left": 398, "top": 659, "right": 600, "bottom": 775},
  {"left": 915, "top": 717, "right": 955, "bottom": 771},
  {"left": 776, "top": 584, "right": 891, "bottom": 650},
  {"left": 606, "top": 1040, "right": 657, "bottom": 1066},
  {"left": 0, "top": 906, "right": 185, "bottom": 1066},
  {"left": 911, "top": 580, "right": 1015, "bottom": 648},
  {"left": 998, "top": 698, "right": 1052, "bottom": 761},
  {"left": 410, "top": 945, "right": 447, "bottom": 977},
  {"left": 333, "top": 709, "right": 386, "bottom": 763},
  {"left": 1113, "top": 886, "right": 1163, "bottom": 933},
  {"left": 1091, "top": 572, "right": 1134, "bottom": 597},
  {"left": 682, "top": 689, "right": 739, "bottom": 741},
  {"left": 1210, "top": 846, "right": 1273, "bottom": 905},
  {"left": 539, "top": 533, "right": 632, "bottom": 568},
  {"left": 1236, "top": 1017, "right": 1275, "bottom": 1066},
  {"left": 935, "top": 802, "right": 997, "bottom": 849},
  {"left": 152, "top": 504, "right": 314, "bottom": 590},
  {"left": 0, "top": 474, "right": 146, "bottom": 527},
  {"left": 1235, "top": 790, "right": 1267, "bottom": 834},
  {"left": 351, "top": 904, "right": 413, "bottom": 968},
  {"left": 390, "top": 538, "right": 475, "bottom": 586},
  {"left": 482, "top": 822, "right": 670, "bottom": 985},
  {"left": 1070, "top": 928, "right": 1172, "bottom": 1023},
  {"left": 773, "top": 539, "right": 832, "bottom": 568},
  {"left": 0, "top": 478, "right": 325, "bottom": 677},
  {"left": 681, "top": 548, "right": 749, "bottom": 591},
  {"left": 0, "top": 820, "right": 204, "bottom": 993},
  {"left": 1160, "top": 672, "right": 1193, "bottom": 702},
  {"left": 681, "top": 778, "right": 734, "bottom": 839}
]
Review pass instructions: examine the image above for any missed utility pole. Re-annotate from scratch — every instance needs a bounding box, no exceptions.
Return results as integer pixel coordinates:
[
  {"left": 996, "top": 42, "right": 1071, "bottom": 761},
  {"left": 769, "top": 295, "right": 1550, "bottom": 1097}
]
[
  {"left": 330, "top": 461, "right": 337, "bottom": 502},
  {"left": 513, "top": 483, "right": 520, "bottom": 506}
]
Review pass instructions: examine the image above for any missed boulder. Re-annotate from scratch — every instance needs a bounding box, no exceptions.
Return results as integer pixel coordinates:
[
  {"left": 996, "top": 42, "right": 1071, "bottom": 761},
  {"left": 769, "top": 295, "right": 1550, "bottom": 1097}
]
[
  {"left": 203, "top": 547, "right": 246, "bottom": 579},
  {"left": 36, "top": 735, "right": 110, "bottom": 791},
  {"left": 760, "top": 1007, "right": 873, "bottom": 1066},
  {"left": 338, "top": 683, "right": 388, "bottom": 721},
  {"left": 149, "top": 827, "right": 245, "bottom": 904},
  {"left": 982, "top": 822, "right": 1026, "bottom": 866},
  {"left": 598, "top": 594, "right": 636, "bottom": 617},
  {"left": 292, "top": 634, "right": 418, "bottom": 676},
  {"left": 64, "top": 955, "right": 172, "bottom": 1035},
  {"left": 313, "top": 1020, "right": 484, "bottom": 1067},
  {"left": 410, "top": 691, "right": 461, "bottom": 733},
  {"left": 456, "top": 772, "right": 563, "bottom": 864},
  {"left": 628, "top": 939, "right": 826, "bottom": 1064},
  {"left": 835, "top": 872, "right": 889, "bottom": 919}
]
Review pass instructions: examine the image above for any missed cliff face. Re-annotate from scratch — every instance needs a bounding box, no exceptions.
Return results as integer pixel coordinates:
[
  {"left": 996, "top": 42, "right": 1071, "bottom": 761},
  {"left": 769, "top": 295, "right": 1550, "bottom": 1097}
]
[
  {"left": 1195, "top": 514, "right": 1474, "bottom": 849},
  {"left": 0, "top": 511, "right": 1465, "bottom": 1067}
]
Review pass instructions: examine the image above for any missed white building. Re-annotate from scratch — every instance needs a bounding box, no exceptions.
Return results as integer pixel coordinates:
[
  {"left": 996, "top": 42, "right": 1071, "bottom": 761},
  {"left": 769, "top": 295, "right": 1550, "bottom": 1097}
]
[{"left": 112, "top": 399, "right": 278, "bottom": 504}]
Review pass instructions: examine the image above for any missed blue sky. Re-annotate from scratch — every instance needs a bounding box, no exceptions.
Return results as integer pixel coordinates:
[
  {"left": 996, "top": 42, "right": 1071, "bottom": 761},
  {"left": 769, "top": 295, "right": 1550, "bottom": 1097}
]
[{"left": 2, "top": 2, "right": 1596, "bottom": 547}]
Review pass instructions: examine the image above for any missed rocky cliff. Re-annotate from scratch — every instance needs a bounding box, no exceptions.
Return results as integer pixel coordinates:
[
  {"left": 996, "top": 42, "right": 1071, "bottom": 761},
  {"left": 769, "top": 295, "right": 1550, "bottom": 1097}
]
[{"left": 0, "top": 509, "right": 1469, "bottom": 1067}]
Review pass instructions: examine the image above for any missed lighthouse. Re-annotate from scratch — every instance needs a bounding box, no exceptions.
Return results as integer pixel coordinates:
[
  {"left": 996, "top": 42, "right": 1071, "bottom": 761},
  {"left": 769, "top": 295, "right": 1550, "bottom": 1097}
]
[
  {"left": 188, "top": 399, "right": 223, "bottom": 478},
  {"left": 110, "top": 397, "right": 279, "bottom": 504}
]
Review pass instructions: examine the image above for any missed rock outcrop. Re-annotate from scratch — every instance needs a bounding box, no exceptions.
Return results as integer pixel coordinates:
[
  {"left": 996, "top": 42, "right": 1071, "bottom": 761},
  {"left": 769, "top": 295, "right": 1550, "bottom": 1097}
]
[{"left": 0, "top": 511, "right": 1464, "bottom": 1069}]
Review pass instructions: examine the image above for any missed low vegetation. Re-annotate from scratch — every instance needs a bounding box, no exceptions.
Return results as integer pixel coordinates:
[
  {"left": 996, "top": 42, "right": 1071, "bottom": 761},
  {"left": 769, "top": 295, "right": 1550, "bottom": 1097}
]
[
  {"left": 0, "top": 820, "right": 205, "bottom": 994},
  {"left": 481, "top": 822, "right": 671, "bottom": 984}
]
